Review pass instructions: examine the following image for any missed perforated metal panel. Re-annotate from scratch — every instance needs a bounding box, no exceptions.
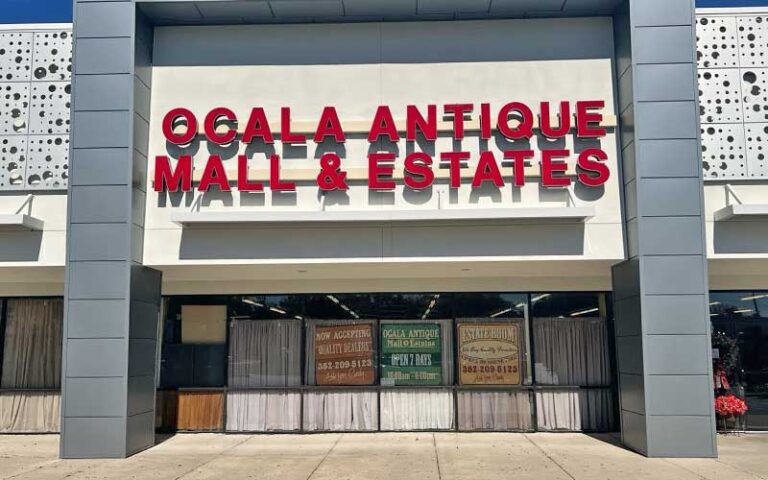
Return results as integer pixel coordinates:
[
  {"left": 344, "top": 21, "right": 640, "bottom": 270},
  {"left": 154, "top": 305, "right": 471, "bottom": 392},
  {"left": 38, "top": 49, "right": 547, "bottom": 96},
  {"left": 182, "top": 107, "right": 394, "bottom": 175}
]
[
  {"left": 32, "top": 31, "right": 71, "bottom": 82},
  {"left": 698, "top": 14, "right": 768, "bottom": 179},
  {"left": 0, "top": 27, "right": 71, "bottom": 191},
  {"left": 0, "top": 136, "right": 27, "bottom": 190},
  {"left": 26, "top": 135, "right": 68, "bottom": 190},
  {"left": 697, "top": 16, "right": 739, "bottom": 68},
  {"left": 745, "top": 123, "right": 768, "bottom": 177},
  {"left": 740, "top": 68, "right": 768, "bottom": 122},
  {"left": 0, "top": 83, "right": 29, "bottom": 134},
  {"left": 701, "top": 124, "right": 747, "bottom": 178},
  {"left": 0, "top": 32, "right": 33, "bottom": 82},
  {"left": 738, "top": 16, "right": 768, "bottom": 67},
  {"left": 29, "top": 82, "right": 70, "bottom": 134},
  {"left": 698, "top": 69, "right": 743, "bottom": 123}
]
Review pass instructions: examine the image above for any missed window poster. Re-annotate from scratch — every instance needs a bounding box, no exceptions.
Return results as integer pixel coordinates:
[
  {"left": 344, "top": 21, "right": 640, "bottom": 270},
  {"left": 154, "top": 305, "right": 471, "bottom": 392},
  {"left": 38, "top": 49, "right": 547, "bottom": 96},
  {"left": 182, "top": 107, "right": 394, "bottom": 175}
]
[
  {"left": 458, "top": 323, "right": 521, "bottom": 385},
  {"left": 315, "top": 324, "right": 375, "bottom": 385},
  {"left": 380, "top": 323, "right": 442, "bottom": 386}
]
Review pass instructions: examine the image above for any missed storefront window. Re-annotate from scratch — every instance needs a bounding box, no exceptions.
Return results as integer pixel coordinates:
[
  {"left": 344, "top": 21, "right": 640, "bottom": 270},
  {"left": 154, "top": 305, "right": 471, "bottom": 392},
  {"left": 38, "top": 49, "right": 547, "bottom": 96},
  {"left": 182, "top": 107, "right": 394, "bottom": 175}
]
[
  {"left": 156, "top": 292, "right": 616, "bottom": 433},
  {"left": 710, "top": 291, "right": 768, "bottom": 431},
  {"left": 531, "top": 293, "right": 614, "bottom": 432}
]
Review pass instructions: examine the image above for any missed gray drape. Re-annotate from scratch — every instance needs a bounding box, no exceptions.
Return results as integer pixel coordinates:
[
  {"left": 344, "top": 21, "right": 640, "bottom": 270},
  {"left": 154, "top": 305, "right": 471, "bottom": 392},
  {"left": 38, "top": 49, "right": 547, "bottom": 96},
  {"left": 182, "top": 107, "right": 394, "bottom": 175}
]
[
  {"left": 228, "top": 319, "right": 302, "bottom": 387},
  {"left": 226, "top": 319, "right": 302, "bottom": 431},
  {"left": 533, "top": 317, "right": 613, "bottom": 431},
  {"left": 533, "top": 317, "right": 611, "bottom": 386},
  {"left": 1, "top": 299, "right": 63, "bottom": 389}
]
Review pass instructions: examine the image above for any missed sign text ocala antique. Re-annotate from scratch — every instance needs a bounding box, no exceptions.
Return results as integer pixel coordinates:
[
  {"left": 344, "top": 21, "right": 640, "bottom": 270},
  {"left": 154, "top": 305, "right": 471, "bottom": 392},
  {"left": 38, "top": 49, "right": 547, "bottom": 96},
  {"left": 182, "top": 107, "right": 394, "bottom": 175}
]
[{"left": 154, "top": 101, "right": 611, "bottom": 192}]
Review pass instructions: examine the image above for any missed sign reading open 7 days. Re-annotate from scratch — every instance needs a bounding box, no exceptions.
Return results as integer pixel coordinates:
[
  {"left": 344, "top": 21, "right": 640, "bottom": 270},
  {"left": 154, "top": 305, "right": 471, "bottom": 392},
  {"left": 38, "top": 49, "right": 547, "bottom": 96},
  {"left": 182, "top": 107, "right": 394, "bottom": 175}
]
[
  {"left": 380, "top": 324, "right": 442, "bottom": 386},
  {"left": 458, "top": 323, "right": 521, "bottom": 385},
  {"left": 315, "top": 324, "right": 375, "bottom": 386}
]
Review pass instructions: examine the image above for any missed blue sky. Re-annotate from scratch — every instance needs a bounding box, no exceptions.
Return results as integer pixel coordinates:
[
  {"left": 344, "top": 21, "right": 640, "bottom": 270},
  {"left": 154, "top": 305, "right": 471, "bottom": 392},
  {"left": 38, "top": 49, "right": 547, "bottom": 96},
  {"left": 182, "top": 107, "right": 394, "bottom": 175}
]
[
  {"left": 0, "top": 0, "right": 766, "bottom": 24},
  {"left": 2, "top": 0, "right": 72, "bottom": 24}
]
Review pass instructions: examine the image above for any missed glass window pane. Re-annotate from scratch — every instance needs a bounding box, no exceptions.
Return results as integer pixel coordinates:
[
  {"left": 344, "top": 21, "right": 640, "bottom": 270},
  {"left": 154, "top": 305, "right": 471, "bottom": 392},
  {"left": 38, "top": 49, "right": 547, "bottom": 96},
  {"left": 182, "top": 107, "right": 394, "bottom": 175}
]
[
  {"left": 160, "top": 298, "right": 228, "bottom": 388},
  {"left": 710, "top": 292, "right": 762, "bottom": 319},
  {"left": 735, "top": 318, "right": 768, "bottom": 396},
  {"left": 530, "top": 292, "right": 601, "bottom": 318},
  {"left": 231, "top": 295, "right": 305, "bottom": 321},
  {"left": 532, "top": 294, "right": 611, "bottom": 387},
  {"left": 304, "top": 294, "right": 377, "bottom": 320},
  {"left": 746, "top": 395, "right": 768, "bottom": 431},
  {"left": 457, "top": 319, "right": 529, "bottom": 386},
  {"left": 229, "top": 319, "right": 302, "bottom": 387},
  {"left": 305, "top": 319, "right": 377, "bottom": 386},
  {"left": 380, "top": 320, "right": 453, "bottom": 386},
  {"left": 454, "top": 293, "right": 526, "bottom": 319}
]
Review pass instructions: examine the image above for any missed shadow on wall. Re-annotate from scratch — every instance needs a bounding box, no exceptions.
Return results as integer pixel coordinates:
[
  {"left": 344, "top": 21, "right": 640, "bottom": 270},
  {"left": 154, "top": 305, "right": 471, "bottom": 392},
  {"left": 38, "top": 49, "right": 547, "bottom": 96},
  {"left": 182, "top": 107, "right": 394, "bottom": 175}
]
[
  {"left": 151, "top": 18, "right": 615, "bottom": 67},
  {"left": 156, "top": 129, "right": 609, "bottom": 210},
  {"left": 0, "top": 231, "right": 42, "bottom": 261},
  {"left": 714, "top": 221, "right": 768, "bottom": 254},
  {"left": 177, "top": 223, "right": 586, "bottom": 260}
]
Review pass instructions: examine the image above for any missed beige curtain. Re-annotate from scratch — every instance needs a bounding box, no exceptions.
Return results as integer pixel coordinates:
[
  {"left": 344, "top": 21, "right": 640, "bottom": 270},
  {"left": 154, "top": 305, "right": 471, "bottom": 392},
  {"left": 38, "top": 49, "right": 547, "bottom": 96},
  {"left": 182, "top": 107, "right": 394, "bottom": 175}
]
[
  {"left": 380, "top": 389, "right": 455, "bottom": 430},
  {"left": 303, "top": 390, "right": 378, "bottom": 431},
  {"left": 226, "top": 391, "right": 301, "bottom": 432},
  {"left": 458, "top": 391, "right": 531, "bottom": 431},
  {"left": 1, "top": 299, "right": 63, "bottom": 389},
  {"left": 0, "top": 391, "right": 60, "bottom": 433}
]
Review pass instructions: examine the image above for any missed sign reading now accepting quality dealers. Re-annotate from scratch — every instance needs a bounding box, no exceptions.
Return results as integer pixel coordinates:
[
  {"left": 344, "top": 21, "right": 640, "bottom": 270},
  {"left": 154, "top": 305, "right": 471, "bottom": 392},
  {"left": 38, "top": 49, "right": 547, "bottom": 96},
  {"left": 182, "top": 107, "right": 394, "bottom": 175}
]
[
  {"left": 380, "top": 324, "right": 442, "bottom": 386},
  {"left": 315, "top": 324, "right": 375, "bottom": 386},
  {"left": 153, "top": 101, "right": 611, "bottom": 193}
]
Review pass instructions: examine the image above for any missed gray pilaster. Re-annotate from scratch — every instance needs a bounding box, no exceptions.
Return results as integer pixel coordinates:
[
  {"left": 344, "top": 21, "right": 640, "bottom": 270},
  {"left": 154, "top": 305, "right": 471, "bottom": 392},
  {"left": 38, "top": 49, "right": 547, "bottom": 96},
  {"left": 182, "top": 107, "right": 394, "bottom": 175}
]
[
  {"left": 62, "top": 0, "right": 161, "bottom": 459},
  {"left": 612, "top": 0, "right": 717, "bottom": 458}
]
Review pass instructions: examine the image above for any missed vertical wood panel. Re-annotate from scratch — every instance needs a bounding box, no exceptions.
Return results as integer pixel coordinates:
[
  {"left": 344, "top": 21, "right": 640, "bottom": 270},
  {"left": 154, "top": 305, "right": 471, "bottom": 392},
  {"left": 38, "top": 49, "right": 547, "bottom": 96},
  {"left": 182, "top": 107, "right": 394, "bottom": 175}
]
[{"left": 176, "top": 390, "right": 224, "bottom": 431}]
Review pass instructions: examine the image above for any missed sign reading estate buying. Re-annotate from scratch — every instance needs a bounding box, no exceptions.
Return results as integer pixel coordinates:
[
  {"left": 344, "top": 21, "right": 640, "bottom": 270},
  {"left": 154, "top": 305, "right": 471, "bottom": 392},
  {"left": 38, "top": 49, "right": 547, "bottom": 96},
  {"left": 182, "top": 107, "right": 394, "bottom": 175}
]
[
  {"left": 458, "top": 323, "right": 521, "bottom": 385},
  {"left": 153, "top": 101, "right": 611, "bottom": 193},
  {"left": 315, "top": 324, "right": 375, "bottom": 386},
  {"left": 380, "top": 324, "right": 442, "bottom": 386}
]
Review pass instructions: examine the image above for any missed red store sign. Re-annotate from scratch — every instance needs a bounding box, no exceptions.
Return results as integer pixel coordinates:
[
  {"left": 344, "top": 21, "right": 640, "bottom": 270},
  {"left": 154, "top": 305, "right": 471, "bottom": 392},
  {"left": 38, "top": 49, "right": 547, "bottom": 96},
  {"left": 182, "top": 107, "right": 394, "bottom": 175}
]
[{"left": 154, "top": 101, "right": 611, "bottom": 193}]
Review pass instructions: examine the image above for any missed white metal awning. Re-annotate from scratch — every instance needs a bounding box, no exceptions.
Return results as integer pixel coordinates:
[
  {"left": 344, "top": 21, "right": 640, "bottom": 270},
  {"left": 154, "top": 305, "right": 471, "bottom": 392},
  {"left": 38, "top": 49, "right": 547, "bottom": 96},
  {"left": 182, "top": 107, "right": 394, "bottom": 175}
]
[
  {"left": 714, "top": 204, "right": 768, "bottom": 222},
  {"left": 0, "top": 195, "right": 44, "bottom": 231},
  {"left": 0, "top": 214, "right": 44, "bottom": 231},
  {"left": 713, "top": 185, "right": 768, "bottom": 221}
]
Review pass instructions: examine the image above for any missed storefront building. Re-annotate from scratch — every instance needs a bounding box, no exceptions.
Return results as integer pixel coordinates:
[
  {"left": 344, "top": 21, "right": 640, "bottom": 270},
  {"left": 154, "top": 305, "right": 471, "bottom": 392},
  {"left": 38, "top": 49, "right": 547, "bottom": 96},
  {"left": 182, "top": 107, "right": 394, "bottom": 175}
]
[{"left": 0, "top": 0, "right": 766, "bottom": 461}]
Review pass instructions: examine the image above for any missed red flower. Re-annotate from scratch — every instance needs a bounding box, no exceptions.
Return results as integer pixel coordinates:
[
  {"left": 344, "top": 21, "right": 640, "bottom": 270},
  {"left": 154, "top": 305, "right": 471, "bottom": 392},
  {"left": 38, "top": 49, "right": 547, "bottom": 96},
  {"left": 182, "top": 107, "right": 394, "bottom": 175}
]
[{"left": 715, "top": 395, "right": 748, "bottom": 416}]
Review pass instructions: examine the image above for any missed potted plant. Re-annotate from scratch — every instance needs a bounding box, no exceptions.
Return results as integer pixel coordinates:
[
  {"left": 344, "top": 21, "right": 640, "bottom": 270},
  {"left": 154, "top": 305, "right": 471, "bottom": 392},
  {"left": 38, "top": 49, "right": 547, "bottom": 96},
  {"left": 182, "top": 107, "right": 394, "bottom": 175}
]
[{"left": 714, "top": 394, "right": 748, "bottom": 432}]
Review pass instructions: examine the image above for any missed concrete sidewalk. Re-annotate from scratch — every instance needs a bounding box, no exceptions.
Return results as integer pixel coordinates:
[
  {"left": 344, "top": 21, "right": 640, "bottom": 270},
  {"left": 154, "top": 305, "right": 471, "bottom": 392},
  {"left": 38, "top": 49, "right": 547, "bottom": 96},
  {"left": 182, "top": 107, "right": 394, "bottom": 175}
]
[{"left": 0, "top": 432, "right": 766, "bottom": 480}]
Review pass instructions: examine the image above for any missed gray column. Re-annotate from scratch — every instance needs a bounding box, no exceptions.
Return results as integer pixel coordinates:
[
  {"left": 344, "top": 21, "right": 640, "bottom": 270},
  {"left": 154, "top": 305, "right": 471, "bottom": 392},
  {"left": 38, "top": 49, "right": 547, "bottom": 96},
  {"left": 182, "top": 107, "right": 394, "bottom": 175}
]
[
  {"left": 612, "top": 0, "right": 717, "bottom": 458},
  {"left": 62, "top": 0, "right": 161, "bottom": 459}
]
